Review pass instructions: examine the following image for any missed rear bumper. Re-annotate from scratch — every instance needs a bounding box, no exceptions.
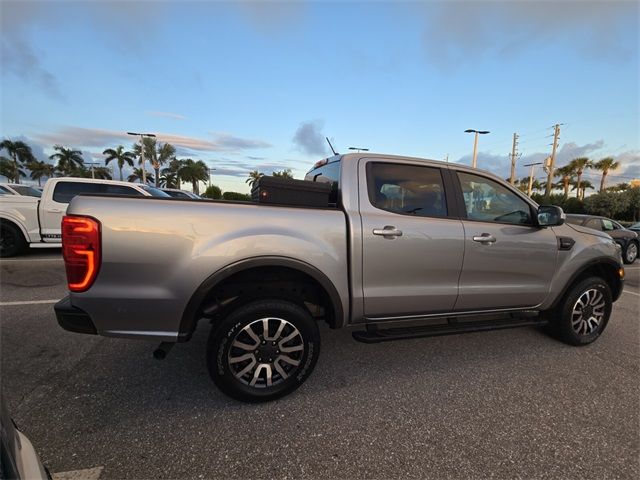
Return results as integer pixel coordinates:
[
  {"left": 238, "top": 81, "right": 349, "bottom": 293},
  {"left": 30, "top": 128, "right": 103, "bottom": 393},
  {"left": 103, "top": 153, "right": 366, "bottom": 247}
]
[{"left": 54, "top": 296, "right": 97, "bottom": 335}]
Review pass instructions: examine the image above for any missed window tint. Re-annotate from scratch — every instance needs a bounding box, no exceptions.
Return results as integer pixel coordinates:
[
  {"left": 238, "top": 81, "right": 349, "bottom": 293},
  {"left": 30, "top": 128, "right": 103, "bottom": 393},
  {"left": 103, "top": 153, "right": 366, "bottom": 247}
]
[
  {"left": 52, "top": 182, "right": 141, "bottom": 203},
  {"left": 140, "top": 185, "right": 170, "bottom": 197},
  {"left": 457, "top": 172, "right": 532, "bottom": 225},
  {"left": 602, "top": 219, "right": 616, "bottom": 231},
  {"left": 12, "top": 186, "right": 42, "bottom": 197},
  {"left": 367, "top": 163, "right": 447, "bottom": 217},
  {"left": 304, "top": 160, "right": 341, "bottom": 204},
  {"left": 0, "top": 186, "right": 14, "bottom": 194},
  {"left": 164, "top": 190, "right": 190, "bottom": 198},
  {"left": 585, "top": 218, "right": 602, "bottom": 231}
]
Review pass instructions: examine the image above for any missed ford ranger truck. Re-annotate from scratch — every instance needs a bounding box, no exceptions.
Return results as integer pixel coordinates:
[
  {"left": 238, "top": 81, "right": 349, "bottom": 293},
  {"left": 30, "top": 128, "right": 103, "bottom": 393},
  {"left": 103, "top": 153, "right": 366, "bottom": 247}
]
[{"left": 54, "top": 153, "right": 625, "bottom": 402}]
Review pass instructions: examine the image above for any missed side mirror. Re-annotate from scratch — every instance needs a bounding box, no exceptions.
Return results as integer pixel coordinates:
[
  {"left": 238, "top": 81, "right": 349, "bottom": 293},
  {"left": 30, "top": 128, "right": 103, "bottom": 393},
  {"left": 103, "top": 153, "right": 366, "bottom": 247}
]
[{"left": 537, "top": 205, "right": 565, "bottom": 227}]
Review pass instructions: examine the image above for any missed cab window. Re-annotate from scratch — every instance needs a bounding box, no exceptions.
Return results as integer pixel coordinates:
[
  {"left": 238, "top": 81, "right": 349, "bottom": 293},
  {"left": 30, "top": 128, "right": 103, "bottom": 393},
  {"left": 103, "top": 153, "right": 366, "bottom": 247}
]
[
  {"left": 457, "top": 172, "right": 532, "bottom": 225},
  {"left": 367, "top": 163, "right": 447, "bottom": 217},
  {"left": 52, "top": 182, "right": 142, "bottom": 203}
]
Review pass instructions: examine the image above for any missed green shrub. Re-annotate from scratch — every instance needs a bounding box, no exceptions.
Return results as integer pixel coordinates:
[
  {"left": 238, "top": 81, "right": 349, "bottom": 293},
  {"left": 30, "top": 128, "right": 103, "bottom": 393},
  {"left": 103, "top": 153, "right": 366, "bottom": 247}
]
[
  {"left": 222, "top": 191, "right": 250, "bottom": 201},
  {"left": 202, "top": 185, "right": 222, "bottom": 199}
]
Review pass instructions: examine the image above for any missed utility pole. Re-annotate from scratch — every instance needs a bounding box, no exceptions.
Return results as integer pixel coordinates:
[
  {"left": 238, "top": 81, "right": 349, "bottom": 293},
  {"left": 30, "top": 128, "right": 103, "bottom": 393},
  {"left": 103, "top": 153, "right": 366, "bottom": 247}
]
[
  {"left": 464, "top": 129, "right": 490, "bottom": 168},
  {"left": 509, "top": 133, "right": 520, "bottom": 185},
  {"left": 544, "top": 124, "right": 561, "bottom": 200},
  {"left": 127, "top": 132, "right": 156, "bottom": 184},
  {"left": 524, "top": 162, "right": 543, "bottom": 197}
]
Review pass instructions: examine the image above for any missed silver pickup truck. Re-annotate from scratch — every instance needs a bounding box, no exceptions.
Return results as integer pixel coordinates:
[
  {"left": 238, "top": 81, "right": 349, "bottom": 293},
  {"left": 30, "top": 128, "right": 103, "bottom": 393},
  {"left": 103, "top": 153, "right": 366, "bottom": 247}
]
[{"left": 55, "top": 153, "right": 625, "bottom": 402}]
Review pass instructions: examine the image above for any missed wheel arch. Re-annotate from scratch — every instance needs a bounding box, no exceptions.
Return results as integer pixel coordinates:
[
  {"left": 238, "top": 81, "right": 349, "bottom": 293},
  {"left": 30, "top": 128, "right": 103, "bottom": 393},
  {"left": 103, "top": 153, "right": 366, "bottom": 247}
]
[
  {"left": 549, "top": 258, "right": 624, "bottom": 310},
  {"left": 178, "top": 256, "right": 345, "bottom": 342},
  {"left": 0, "top": 215, "right": 29, "bottom": 243}
]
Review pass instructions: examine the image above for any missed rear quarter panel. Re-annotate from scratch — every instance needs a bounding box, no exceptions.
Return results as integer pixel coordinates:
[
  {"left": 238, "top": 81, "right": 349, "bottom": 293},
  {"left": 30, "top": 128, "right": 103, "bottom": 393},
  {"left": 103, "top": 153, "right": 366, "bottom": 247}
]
[{"left": 67, "top": 196, "right": 348, "bottom": 340}]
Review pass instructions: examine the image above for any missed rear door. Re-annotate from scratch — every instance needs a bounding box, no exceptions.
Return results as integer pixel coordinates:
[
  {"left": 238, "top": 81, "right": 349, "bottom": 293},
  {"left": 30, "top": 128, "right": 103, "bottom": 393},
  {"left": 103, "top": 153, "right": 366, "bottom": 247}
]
[
  {"left": 40, "top": 181, "right": 143, "bottom": 241},
  {"left": 453, "top": 170, "right": 558, "bottom": 310},
  {"left": 359, "top": 159, "right": 464, "bottom": 319}
]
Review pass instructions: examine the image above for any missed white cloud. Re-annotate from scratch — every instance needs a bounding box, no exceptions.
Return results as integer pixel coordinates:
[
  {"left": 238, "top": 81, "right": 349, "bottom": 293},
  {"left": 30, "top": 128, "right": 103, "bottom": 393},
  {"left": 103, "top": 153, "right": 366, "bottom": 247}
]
[{"left": 292, "top": 120, "right": 327, "bottom": 156}]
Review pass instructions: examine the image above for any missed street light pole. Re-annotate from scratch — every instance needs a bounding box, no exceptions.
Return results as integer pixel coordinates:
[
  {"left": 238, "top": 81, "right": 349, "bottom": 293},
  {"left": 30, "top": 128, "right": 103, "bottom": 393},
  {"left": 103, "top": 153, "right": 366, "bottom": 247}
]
[
  {"left": 127, "top": 132, "right": 156, "bottom": 184},
  {"left": 464, "top": 129, "right": 490, "bottom": 168},
  {"left": 208, "top": 168, "right": 216, "bottom": 187}
]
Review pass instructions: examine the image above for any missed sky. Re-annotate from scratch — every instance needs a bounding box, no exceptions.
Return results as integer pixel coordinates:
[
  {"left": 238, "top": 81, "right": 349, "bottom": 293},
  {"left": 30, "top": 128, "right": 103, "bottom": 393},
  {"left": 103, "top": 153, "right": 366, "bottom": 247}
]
[{"left": 1, "top": 0, "right": 639, "bottom": 193}]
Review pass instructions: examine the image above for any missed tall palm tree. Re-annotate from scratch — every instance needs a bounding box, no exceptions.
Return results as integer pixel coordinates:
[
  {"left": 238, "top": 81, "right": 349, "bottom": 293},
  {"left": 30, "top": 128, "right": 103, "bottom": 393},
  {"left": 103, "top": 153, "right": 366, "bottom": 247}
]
[
  {"left": 49, "top": 145, "right": 84, "bottom": 176},
  {"left": 0, "top": 139, "right": 36, "bottom": 183},
  {"left": 159, "top": 172, "right": 179, "bottom": 188},
  {"left": 178, "top": 159, "right": 209, "bottom": 195},
  {"left": 593, "top": 157, "right": 620, "bottom": 192},
  {"left": 153, "top": 143, "right": 176, "bottom": 188},
  {"left": 554, "top": 164, "right": 576, "bottom": 199},
  {"left": 245, "top": 170, "right": 264, "bottom": 188},
  {"left": 27, "top": 160, "right": 56, "bottom": 186},
  {"left": 91, "top": 166, "right": 113, "bottom": 180},
  {"left": 103, "top": 145, "right": 136, "bottom": 181},
  {"left": 567, "top": 157, "right": 591, "bottom": 198},
  {"left": 128, "top": 167, "right": 154, "bottom": 184}
]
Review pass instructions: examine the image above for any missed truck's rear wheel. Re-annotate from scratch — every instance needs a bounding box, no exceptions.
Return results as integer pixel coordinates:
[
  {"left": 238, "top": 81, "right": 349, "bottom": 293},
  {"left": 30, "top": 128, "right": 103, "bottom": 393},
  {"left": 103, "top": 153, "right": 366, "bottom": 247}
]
[
  {"left": 0, "top": 222, "right": 27, "bottom": 258},
  {"left": 206, "top": 299, "right": 320, "bottom": 402},
  {"left": 543, "top": 276, "right": 612, "bottom": 346}
]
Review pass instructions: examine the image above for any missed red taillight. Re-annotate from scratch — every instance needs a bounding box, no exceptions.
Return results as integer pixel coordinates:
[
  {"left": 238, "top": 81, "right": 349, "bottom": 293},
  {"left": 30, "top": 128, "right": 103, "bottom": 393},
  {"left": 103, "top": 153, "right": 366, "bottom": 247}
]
[{"left": 62, "top": 215, "right": 101, "bottom": 292}]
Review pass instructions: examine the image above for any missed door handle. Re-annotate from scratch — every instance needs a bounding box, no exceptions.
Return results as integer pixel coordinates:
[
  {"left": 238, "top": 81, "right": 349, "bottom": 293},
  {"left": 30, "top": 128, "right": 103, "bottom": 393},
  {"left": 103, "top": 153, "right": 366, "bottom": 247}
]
[
  {"left": 472, "top": 234, "right": 496, "bottom": 244},
  {"left": 46, "top": 209, "right": 63, "bottom": 213},
  {"left": 373, "top": 226, "right": 403, "bottom": 238}
]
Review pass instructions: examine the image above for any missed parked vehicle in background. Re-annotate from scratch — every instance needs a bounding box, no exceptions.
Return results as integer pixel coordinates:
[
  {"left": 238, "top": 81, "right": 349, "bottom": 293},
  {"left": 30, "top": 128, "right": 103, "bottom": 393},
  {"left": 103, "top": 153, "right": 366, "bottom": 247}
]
[
  {"left": 161, "top": 188, "right": 201, "bottom": 199},
  {"left": 0, "top": 177, "right": 169, "bottom": 257},
  {"left": 1, "top": 397, "right": 49, "bottom": 480},
  {"left": 566, "top": 214, "right": 639, "bottom": 264},
  {"left": 55, "top": 153, "right": 624, "bottom": 402},
  {"left": 0, "top": 183, "right": 42, "bottom": 198},
  {"left": 629, "top": 222, "right": 640, "bottom": 234}
]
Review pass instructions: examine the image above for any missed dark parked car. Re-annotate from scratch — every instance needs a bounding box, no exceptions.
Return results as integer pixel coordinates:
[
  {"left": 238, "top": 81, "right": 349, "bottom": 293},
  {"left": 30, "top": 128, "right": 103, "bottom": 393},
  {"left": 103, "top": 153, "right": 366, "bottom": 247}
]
[
  {"left": 566, "top": 214, "right": 639, "bottom": 264},
  {"left": 629, "top": 222, "right": 640, "bottom": 234}
]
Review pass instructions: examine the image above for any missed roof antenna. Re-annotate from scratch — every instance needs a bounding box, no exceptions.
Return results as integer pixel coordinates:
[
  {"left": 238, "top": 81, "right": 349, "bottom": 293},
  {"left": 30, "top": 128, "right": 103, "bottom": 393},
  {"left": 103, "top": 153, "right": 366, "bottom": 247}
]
[{"left": 325, "top": 137, "right": 338, "bottom": 156}]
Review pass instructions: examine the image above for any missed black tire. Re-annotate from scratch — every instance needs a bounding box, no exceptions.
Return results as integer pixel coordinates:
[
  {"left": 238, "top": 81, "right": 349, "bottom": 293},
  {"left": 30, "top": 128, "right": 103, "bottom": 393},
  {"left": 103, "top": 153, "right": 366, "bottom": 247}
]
[
  {"left": 622, "top": 240, "right": 638, "bottom": 264},
  {"left": 206, "top": 299, "right": 320, "bottom": 402},
  {"left": 543, "top": 276, "right": 612, "bottom": 346},
  {"left": 0, "top": 222, "right": 27, "bottom": 258}
]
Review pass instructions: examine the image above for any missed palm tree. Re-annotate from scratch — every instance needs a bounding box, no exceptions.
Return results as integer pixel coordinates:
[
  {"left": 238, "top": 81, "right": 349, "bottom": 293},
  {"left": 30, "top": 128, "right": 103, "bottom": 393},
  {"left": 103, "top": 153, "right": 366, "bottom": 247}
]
[
  {"left": 0, "top": 157, "right": 25, "bottom": 182},
  {"left": 0, "top": 139, "right": 36, "bottom": 183},
  {"left": 103, "top": 145, "right": 136, "bottom": 181},
  {"left": 245, "top": 170, "right": 264, "bottom": 188},
  {"left": 159, "top": 172, "right": 179, "bottom": 188},
  {"left": 128, "top": 167, "right": 154, "bottom": 184},
  {"left": 554, "top": 164, "right": 576, "bottom": 199},
  {"left": 92, "top": 166, "right": 113, "bottom": 180},
  {"left": 572, "top": 179, "right": 594, "bottom": 200},
  {"left": 567, "top": 157, "right": 591, "bottom": 198},
  {"left": 178, "top": 159, "right": 209, "bottom": 195},
  {"left": 27, "top": 160, "right": 56, "bottom": 186},
  {"left": 593, "top": 157, "right": 620, "bottom": 192},
  {"left": 608, "top": 182, "right": 630, "bottom": 192},
  {"left": 272, "top": 169, "right": 293, "bottom": 179},
  {"left": 153, "top": 143, "right": 176, "bottom": 188},
  {"left": 49, "top": 145, "right": 84, "bottom": 176},
  {"left": 162, "top": 158, "right": 184, "bottom": 189}
]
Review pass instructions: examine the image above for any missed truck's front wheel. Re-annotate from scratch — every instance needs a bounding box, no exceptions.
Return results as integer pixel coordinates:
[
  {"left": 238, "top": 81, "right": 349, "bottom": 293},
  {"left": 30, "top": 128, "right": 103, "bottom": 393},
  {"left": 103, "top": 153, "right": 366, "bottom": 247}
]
[{"left": 206, "top": 299, "right": 320, "bottom": 402}]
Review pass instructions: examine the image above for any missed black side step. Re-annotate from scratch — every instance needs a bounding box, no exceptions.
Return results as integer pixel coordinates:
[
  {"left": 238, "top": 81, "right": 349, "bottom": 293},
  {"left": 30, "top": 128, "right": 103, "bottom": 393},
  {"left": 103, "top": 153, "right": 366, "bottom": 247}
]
[{"left": 352, "top": 316, "right": 547, "bottom": 344}]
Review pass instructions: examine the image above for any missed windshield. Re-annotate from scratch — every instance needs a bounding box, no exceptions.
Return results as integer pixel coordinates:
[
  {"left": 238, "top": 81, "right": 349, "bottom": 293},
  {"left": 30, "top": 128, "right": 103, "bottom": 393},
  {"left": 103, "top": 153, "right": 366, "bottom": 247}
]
[
  {"left": 12, "top": 185, "right": 42, "bottom": 197},
  {"left": 140, "top": 185, "right": 171, "bottom": 198}
]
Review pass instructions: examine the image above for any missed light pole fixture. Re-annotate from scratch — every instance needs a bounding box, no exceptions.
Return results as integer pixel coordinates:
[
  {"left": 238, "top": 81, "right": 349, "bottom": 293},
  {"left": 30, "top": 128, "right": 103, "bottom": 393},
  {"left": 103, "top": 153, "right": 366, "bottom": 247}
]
[
  {"left": 523, "top": 162, "right": 543, "bottom": 197},
  {"left": 348, "top": 147, "right": 369, "bottom": 152},
  {"left": 464, "top": 129, "right": 490, "bottom": 168},
  {"left": 84, "top": 162, "right": 101, "bottom": 179},
  {"left": 208, "top": 167, "right": 216, "bottom": 187},
  {"left": 127, "top": 131, "right": 156, "bottom": 184}
]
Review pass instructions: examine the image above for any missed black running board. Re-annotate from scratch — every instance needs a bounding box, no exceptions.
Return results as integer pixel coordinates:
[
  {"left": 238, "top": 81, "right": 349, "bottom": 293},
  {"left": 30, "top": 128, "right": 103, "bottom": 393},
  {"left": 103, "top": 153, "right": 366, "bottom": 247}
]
[{"left": 352, "top": 317, "right": 547, "bottom": 344}]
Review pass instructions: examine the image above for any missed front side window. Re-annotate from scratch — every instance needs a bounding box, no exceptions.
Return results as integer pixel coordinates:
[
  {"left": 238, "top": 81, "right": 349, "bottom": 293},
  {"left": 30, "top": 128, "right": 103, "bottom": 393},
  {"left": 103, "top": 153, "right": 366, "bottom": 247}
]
[
  {"left": 602, "top": 219, "right": 617, "bottom": 231},
  {"left": 139, "top": 185, "right": 170, "bottom": 197},
  {"left": 53, "top": 182, "right": 103, "bottom": 203},
  {"left": 367, "top": 163, "right": 447, "bottom": 217},
  {"left": 585, "top": 218, "right": 603, "bottom": 231},
  {"left": 457, "top": 172, "right": 532, "bottom": 225}
]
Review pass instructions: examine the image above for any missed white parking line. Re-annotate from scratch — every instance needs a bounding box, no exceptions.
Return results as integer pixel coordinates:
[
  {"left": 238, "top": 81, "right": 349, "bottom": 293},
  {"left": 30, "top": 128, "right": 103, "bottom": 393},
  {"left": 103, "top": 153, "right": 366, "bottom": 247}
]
[
  {"left": 53, "top": 467, "right": 103, "bottom": 480},
  {"left": 0, "top": 299, "right": 60, "bottom": 306},
  {"left": 623, "top": 290, "right": 640, "bottom": 297}
]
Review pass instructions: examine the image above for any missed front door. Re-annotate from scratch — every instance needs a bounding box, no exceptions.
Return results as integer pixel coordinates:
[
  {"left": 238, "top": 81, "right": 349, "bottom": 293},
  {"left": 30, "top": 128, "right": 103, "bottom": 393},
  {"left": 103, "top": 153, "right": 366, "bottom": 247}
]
[
  {"left": 360, "top": 159, "right": 465, "bottom": 319},
  {"left": 454, "top": 171, "right": 558, "bottom": 311}
]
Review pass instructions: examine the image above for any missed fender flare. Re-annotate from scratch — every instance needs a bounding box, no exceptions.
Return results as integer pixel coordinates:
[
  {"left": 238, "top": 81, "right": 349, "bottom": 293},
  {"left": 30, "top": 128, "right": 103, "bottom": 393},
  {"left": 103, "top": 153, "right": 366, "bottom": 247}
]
[
  {"left": 0, "top": 214, "right": 30, "bottom": 243},
  {"left": 177, "top": 256, "right": 345, "bottom": 341}
]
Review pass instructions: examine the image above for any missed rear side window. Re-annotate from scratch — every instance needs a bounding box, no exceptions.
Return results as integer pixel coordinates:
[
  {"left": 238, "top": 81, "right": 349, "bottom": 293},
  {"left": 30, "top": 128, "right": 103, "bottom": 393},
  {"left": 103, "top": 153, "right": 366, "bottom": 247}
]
[
  {"left": 52, "top": 182, "right": 142, "bottom": 203},
  {"left": 585, "top": 218, "right": 602, "bottom": 231},
  {"left": 305, "top": 160, "right": 341, "bottom": 204},
  {"left": 0, "top": 186, "right": 13, "bottom": 194},
  {"left": 12, "top": 186, "right": 42, "bottom": 197},
  {"left": 367, "top": 163, "right": 447, "bottom": 217},
  {"left": 457, "top": 172, "right": 532, "bottom": 225}
]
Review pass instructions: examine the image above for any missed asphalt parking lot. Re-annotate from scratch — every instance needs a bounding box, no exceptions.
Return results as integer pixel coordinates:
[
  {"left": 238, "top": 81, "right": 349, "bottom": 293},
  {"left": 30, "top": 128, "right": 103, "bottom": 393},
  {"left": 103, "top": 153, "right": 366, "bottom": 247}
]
[{"left": 1, "top": 250, "right": 639, "bottom": 479}]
